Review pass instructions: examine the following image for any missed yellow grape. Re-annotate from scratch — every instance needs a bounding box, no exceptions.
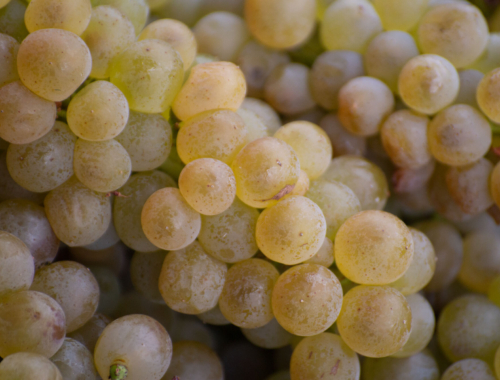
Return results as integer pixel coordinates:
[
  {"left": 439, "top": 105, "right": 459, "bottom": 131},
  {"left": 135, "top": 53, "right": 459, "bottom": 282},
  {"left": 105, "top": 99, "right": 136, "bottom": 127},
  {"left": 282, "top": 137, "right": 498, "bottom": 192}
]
[
  {"left": 362, "top": 351, "right": 439, "bottom": 380},
  {"left": 0, "top": 32, "right": 19, "bottom": 87},
  {"left": 476, "top": 68, "right": 500, "bottom": 123},
  {"left": 0, "top": 231, "right": 33, "bottom": 296},
  {"left": 290, "top": 169, "right": 310, "bottom": 196},
  {"left": 0, "top": 352, "right": 62, "bottom": 380},
  {"left": 442, "top": 359, "right": 496, "bottom": 380},
  {"left": 373, "top": 0, "right": 429, "bottom": 31},
  {"left": 237, "top": 107, "right": 269, "bottom": 143},
  {"left": 67, "top": 313, "right": 110, "bottom": 354},
  {"left": 319, "top": 114, "right": 367, "bottom": 157},
  {"left": 305, "top": 236, "right": 334, "bottom": 267},
  {"left": 51, "top": 338, "right": 98, "bottom": 380},
  {"left": 241, "top": 98, "right": 282, "bottom": 135},
  {"left": 91, "top": 0, "right": 149, "bottom": 35}
]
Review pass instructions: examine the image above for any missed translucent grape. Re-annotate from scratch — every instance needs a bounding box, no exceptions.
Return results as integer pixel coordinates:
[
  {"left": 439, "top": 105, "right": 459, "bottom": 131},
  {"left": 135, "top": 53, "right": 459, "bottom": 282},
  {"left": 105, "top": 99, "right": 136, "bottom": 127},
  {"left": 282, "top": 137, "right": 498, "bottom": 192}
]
[
  {"left": 0, "top": 352, "right": 62, "bottom": 380},
  {"left": 197, "top": 304, "right": 230, "bottom": 326},
  {"left": 305, "top": 236, "right": 334, "bottom": 267},
  {"left": 91, "top": 0, "right": 149, "bottom": 35},
  {"left": 373, "top": 0, "right": 428, "bottom": 31},
  {"left": 68, "top": 313, "right": 110, "bottom": 354},
  {"left": 51, "top": 338, "right": 98, "bottom": 380},
  {"left": 0, "top": 0, "right": 28, "bottom": 43},
  {"left": 319, "top": 114, "right": 367, "bottom": 157},
  {"left": 469, "top": 33, "right": 500, "bottom": 75},
  {"left": 241, "top": 98, "right": 282, "bottom": 135},
  {"left": 237, "top": 107, "right": 269, "bottom": 143},
  {"left": 453, "top": 69, "right": 483, "bottom": 108},
  {"left": 241, "top": 318, "right": 293, "bottom": 349},
  {"left": 0, "top": 230, "right": 33, "bottom": 296},
  {"left": 0, "top": 32, "right": 18, "bottom": 87},
  {"left": 475, "top": 67, "right": 500, "bottom": 123},
  {"left": 130, "top": 250, "right": 167, "bottom": 304},
  {"left": 290, "top": 169, "right": 310, "bottom": 196},
  {"left": 442, "top": 358, "right": 496, "bottom": 380}
]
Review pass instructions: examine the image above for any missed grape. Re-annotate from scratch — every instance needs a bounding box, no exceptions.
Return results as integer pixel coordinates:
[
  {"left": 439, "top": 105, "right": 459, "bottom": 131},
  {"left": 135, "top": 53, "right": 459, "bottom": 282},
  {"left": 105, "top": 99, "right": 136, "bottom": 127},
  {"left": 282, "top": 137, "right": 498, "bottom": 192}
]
[
  {"left": 417, "top": 3, "right": 488, "bottom": 68},
  {"left": 197, "top": 304, "right": 230, "bottom": 326},
  {"left": 241, "top": 98, "right": 282, "bottom": 135},
  {"left": 393, "top": 160, "right": 436, "bottom": 195},
  {"left": 25, "top": 0, "right": 91, "bottom": 35},
  {"left": 475, "top": 67, "right": 500, "bottom": 124},
  {"left": 398, "top": 54, "right": 459, "bottom": 115},
  {"left": 320, "top": 0, "right": 382, "bottom": 53},
  {"left": 319, "top": 114, "right": 367, "bottom": 157},
  {"left": 469, "top": 33, "right": 500, "bottom": 75},
  {"left": 338, "top": 77, "right": 394, "bottom": 137},
  {"left": 0, "top": 352, "right": 63, "bottom": 380},
  {"left": 163, "top": 341, "right": 224, "bottom": 380},
  {"left": 0, "top": 80, "right": 56, "bottom": 144},
  {"left": 130, "top": 251, "right": 167, "bottom": 304},
  {"left": 169, "top": 318, "right": 215, "bottom": 349},
  {"left": 81, "top": 6, "right": 136, "bottom": 79},
  {"left": 0, "top": 230, "right": 33, "bottom": 296},
  {"left": 442, "top": 358, "right": 496, "bottom": 380},
  {"left": 84, "top": 219, "right": 120, "bottom": 251},
  {"left": 7, "top": 121, "right": 76, "bottom": 192},
  {"left": 68, "top": 313, "right": 110, "bottom": 354},
  {"left": 337, "top": 285, "right": 412, "bottom": 357},
  {"left": 91, "top": 0, "right": 149, "bottom": 35},
  {"left": 94, "top": 314, "right": 172, "bottom": 380},
  {"left": 51, "top": 338, "right": 98, "bottom": 380},
  {"left": 305, "top": 236, "right": 334, "bottom": 267},
  {"left": 237, "top": 107, "right": 269, "bottom": 143},
  {"left": 219, "top": 258, "right": 279, "bottom": 328},
  {"left": 0, "top": 290, "right": 65, "bottom": 357},
  {"left": 44, "top": 177, "right": 112, "bottom": 247},
  {"left": 453, "top": 212, "right": 499, "bottom": 235},
  {"left": 453, "top": 69, "right": 483, "bottom": 108},
  {"left": 198, "top": 0, "right": 245, "bottom": 17},
  {"left": 232, "top": 137, "right": 300, "bottom": 209},
  {"left": 373, "top": 0, "right": 428, "bottom": 31},
  {"left": 0, "top": 32, "right": 18, "bottom": 87},
  {"left": 290, "top": 333, "right": 360, "bottom": 380},
  {"left": 172, "top": 62, "right": 246, "bottom": 121},
  {"left": 17, "top": 29, "right": 91, "bottom": 102},
  {"left": 241, "top": 318, "right": 293, "bottom": 349},
  {"left": 90, "top": 266, "right": 121, "bottom": 316},
  {"left": 0, "top": 0, "right": 28, "bottom": 43},
  {"left": 244, "top": 0, "right": 316, "bottom": 49},
  {"left": 152, "top": 0, "right": 204, "bottom": 26},
  {"left": 141, "top": 187, "right": 201, "bottom": 251},
  {"left": 272, "top": 264, "right": 342, "bottom": 336},
  {"left": 290, "top": 170, "right": 310, "bottom": 196}
]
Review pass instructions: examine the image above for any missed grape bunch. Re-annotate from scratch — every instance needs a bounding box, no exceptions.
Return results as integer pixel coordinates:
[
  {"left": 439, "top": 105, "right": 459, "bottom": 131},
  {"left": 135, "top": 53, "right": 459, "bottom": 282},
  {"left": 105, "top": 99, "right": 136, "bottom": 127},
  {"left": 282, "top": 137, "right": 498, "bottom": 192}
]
[{"left": 2, "top": 0, "right": 500, "bottom": 379}]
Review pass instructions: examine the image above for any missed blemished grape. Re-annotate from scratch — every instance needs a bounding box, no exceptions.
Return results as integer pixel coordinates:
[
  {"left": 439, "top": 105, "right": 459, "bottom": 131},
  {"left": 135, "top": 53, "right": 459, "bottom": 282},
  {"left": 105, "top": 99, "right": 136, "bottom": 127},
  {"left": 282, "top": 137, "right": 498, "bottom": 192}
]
[
  {"left": 51, "top": 338, "right": 98, "bottom": 380},
  {"left": 197, "top": 304, "right": 231, "bottom": 326},
  {"left": 0, "top": 0, "right": 28, "bottom": 43},
  {"left": 0, "top": 352, "right": 63, "bottom": 380},
  {"left": 244, "top": 0, "right": 316, "bottom": 49},
  {"left": 0, "top": 230, "right": 34, "bottom": 296},
  {"left": 17, "top": 28, "right": 91, "bottom": 102},
  {"left": 130, "top": 251, "right": 167, "bottom": 304},
  {"left": 68, "top": 313, "right": 110, "bottom": 354},
  {"left": 319, "top": 114, "right": 367, "bottom": 157},
  {"left": 94, "top": 314, "right": 172, "bottom": 380},
  {"left": 241, "top": 318, "right": 293, "bottom": 349},
  {"left": 272, "top": 264, "right": 342, "bottom": 336},
  {"left": 442, "top": 358, "right": 496, "bottom": 380},
  {"left": 91, "top": 0, "right": 149, "bottom": 35},
  {"left": 241, "top": 98, "right": 282, "bottom": 135},
  {"left": 0, "top": 32, "right": 19, "bottom": 87},
  {"left": 290, "top": 333, "right": 360, "bottom": 380},
  {"left": 305, "top": 236, "right": 334, "bottom": 267},
  {"left": 0, "top": 290, "right": 65, "bottom": 358},
  {"left": 219, "top": 258, "right": 279, "bottom": 328},
  {"left": 237, "top": 107, "right": 269, "bottom": 143},
  {"left": 337, "top": 285, "right": 412, "bottom": 358},
  {"left": 372, "top": 0, "right": 429, "bottom": 31},
  {"left": 454, "top": 69, "right": 483, "bottom": 108}
]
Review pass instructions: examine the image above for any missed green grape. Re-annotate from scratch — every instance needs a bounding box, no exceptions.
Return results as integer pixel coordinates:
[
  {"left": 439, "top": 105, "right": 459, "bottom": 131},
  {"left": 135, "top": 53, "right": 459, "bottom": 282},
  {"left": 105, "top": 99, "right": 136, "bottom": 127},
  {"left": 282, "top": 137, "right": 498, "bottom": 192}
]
[
  {"left": 44, "top": 177, "right": 112, "bottom": 246},
  {"left": 373, "top": 0, "right": 428, "bottom": 31},
  {"left": 91, "top": 0, "right": 149, "bottom": 35},
  {"left": 0, "top": 32, "right": 18, "bottom": 87},
  {"left": 7, "top": 121, "right": 76, "bottom": 192},
  {"left": 141, "top": 187, "right": 201, "bottom": 250},
  {"left": 172, "top": 62, "right": 246, "bottom": 121},
  {"left": 90, "top": 266, "right": 121, "bottom": 316},
  {"left": 442, "top": 358, "right": 496, "bottom": 380},
  {"left": 25, "top": 0, "right": 91, "bottom": 35},
  {"left": 0, "top": 230, "right": 33, "bottom": 296},
  {"left": 290, "top": 333, "right": 360, "bottom": 380},
  {"left": 68, "top": 313, "right": 111, "bottom": 354},
  {"left": 163, "top": 341, "right": 224, "bottom": 380},
  {"left": 272, "top": 264, "right": 342, "bottom": 336},
  {"left": 193, "top": 11, "right": 249, "bottom": 61},
  {"left": 290, "top": 169, "right": 310, "bottom": 196},
  {"left": 398, "top": 54, "right": 459, "bottom": 115},
  {"left": 305, "top": 236, "right": 334, "bottom": 267},
  {"left": 81, "top": 6, "right": 136, "bottom": 79},
  {"left": 17, "top": 29, "right": 91, "bottom": 102},
  {"left": 241, "top": 318, "right": 293, "bottom": 349},
  {"left": 232, "top": 137, "right": 300, "bottom": 209},
  {"left": 197, "top": 304, "right": 230, "bottom": 326},
  {"left": 0, "top": 0, "right": 28, "bottom": 42},
  {"left": 139, "top": 18, "right": 197, "bottom": 70},
  {"left": 147, "top": 0, "right": 168, "bottom": 11},
  {"left": 268, "top": 370, "right": 291, "bottom": 380},
  {"left": 237, "top": 107, "right": 269, "bottom": 143},
  {"left": 198, "top": 198, "right": 259, "bottom": 264},
  {"left": 365, "top": 31, "right": 420, "bottom": 94},
  {"left": 389, "top": 228, "right": 436, "bottom": 295},
  {"left": 417, "top": 3, "right": 488, "bottom": 68},
  {"left": 130, "top": 250, "right": 167, "bottom": 304},
  {"left": 264, "top": 63, "right": 317, "bottom": 116},
  {"left": 0, "top": 290, "right": 65, "bottom": 357},
  {"left": 114, "top": 171, "right": 177, "bottom": 252},
  {"left": 337, "top": 285, "right": 411, "bottom": 358},
  {"left": 453, "top": 69, "right": 483, "bottom": 108},
  {"left": 320, "top": 0, "right": 382, "bottom": 53},
  {"left": 310, "top": 50, "right": 365, "bottom": 111},
  {"left": 469, "top": 33, "right": 500, "bottom": 75},
  {"left": 219, "top": 258, "right": 279, "bottom": 328},
  {"left": 306, "top": 180, "right": 361, "bottom": 240},
  {"left": 51, "top": 338, "right": 98, "bottom": 380},
  {"left": 199, "top": 0, "right": 245, "bottom": 17},
  {"left": 319, "top": 114, "right": 367, "bottom": 157},
  {"left": 0, "top": 199, "right": 59, "bottom": 269},
  {"left": 152, "top": 0, "right": 204, "bottom": 27},
  {"left": 244, "top": 0, "right": 316, "bottom": 49},
  {"left": 241, "top": 98, "right": 282, "bottom": 135},
  {"left": 159, "top": 145, "right": 185, "bottom": 180},
  {"left": 0, "top": 80, "right": 56, "bottom": 144},
  {"left": 94, "top": 314, "right": 172, "bottom": 380},
  {"left": 84, "top": 219, "right": 120, "bottom": 251},
  {"left": 0, "top": 352, "right": 63, "bottom": 380}
]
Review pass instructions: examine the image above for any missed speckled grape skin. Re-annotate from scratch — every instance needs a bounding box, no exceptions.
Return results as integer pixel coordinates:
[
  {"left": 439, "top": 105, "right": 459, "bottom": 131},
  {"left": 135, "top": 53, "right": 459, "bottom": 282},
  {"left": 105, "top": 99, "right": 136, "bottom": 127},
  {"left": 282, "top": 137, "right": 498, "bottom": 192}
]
[
  {"left": 0, "top": 352, "right": 63, "bottom": 380},
  {"left": 0, "top": 230, "right": 34, "bottom": 296},
  {"left": 51, "top": 338, "right": 98, "bottom": 380},
  {"left": 442, "top": 359, "right": 496, "bottom": 380}
]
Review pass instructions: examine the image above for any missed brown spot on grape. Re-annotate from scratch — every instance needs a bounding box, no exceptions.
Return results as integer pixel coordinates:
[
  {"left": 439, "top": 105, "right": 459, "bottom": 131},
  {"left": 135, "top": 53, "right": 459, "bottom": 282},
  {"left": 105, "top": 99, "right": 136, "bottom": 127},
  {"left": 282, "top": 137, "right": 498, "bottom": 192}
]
[
  {"left": 259, "top": 184, "right": 295, "bottom": 202},
  {"left": 330, "top": 360, "right": 340, "bottom": 375}
]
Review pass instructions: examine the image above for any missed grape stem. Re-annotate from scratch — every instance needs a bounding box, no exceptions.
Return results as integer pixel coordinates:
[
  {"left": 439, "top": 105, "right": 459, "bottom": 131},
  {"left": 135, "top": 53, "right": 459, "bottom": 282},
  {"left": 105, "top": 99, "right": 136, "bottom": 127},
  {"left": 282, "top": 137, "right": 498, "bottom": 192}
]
[{"left": 109, "top": 363, "right": 128, "bottom": 380}]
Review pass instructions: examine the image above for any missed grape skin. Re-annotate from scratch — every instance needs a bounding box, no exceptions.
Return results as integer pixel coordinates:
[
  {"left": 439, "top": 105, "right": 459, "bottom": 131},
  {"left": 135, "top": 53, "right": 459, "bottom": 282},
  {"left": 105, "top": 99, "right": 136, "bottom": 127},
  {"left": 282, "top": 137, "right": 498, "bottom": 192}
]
[
  {"left": 0, "top": 230, "right": 34, "bottom": 296},
  {"left": 0, "top": 352, "right": 63, "bottom": 380}
]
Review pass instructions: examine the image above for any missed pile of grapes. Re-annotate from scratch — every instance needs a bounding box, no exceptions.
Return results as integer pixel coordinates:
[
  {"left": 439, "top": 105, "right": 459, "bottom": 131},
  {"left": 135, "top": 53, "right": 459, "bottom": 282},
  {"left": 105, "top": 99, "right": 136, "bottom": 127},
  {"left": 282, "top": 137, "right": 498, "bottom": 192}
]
[{"left": 3, "top": 0, "right": 500, "bottom": 379}]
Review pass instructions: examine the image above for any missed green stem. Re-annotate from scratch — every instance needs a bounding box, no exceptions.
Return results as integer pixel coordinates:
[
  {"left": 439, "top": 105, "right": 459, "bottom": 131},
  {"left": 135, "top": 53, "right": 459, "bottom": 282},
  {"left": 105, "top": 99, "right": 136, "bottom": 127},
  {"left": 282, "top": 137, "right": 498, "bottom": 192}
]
[{"left": 109, "top": 363, "right": 128, "bottom": 380}]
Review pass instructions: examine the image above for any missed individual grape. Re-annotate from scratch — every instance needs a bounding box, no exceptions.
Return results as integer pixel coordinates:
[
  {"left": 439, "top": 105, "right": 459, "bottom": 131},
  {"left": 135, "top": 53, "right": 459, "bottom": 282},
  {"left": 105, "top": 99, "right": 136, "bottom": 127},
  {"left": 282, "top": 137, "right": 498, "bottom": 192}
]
[
  {"left": 44, "top": 177, "right": 112, "bottom": 246},
  {"left": 241, "top": 318, "right": 292, "bottom": 349},
  {"left": 305, "top": 236, "right": 334, "bottom": 267},
  {"left": 475, "top": 67, "right": 500, "bottom": 124},
  {"left": 139, "top": 18, "right": 197, "bottom": 70},
  {"left": 338, "top": 76, "right": 395, "bottom": 137},
  {"left": 365, "top": 31, "right": 420, "bottom": 94},
  {"left": 264, "top": 63, "right": 317, "bottom": 116},
  {"left": 197, "top": 304, "right": 230, "bottom": 326},
  {"left": 319, "top": 114, "right": 367, "bottom": 157},
  {"left": 389, "top": 228, "right": 436, "bottom": 295},
  {"left": 0, "top": 199, "right": 59, "bottom": 269},
  {"left": 241, "top": 98, "right": 282, "bottom": 135},
  {"left": 219, "top": 258, "right": 279, "bottom": 328},
  {"left": 81, "top": 6, "right": 136, "bottom": 79},
  {"left": 373, "top": 0, "right": 428, "bottom": 31},
  {"left": 84, "top": 219, "right": 120, "bottom": 251},
  {"left": 7, "top": 121, "right": 76, "bottom": 192},
  {"left": 198, "top": 0, "right": 245, "bottom": 17},
  {"left": 392, "top": 160, "right": 436, "bottom": 195},
  {"left": 244, "top": 0, "right": 316, "bottom": 49},
  {"left": 237, "top": 107, "right": 269, "bottom": 143},
  {"left": 25, "top": 0, "right": 91, "bottom": 35},
  {"left": 90, "top": 266, "right": 121, "bottom": 316},
  {"left": 335, "top": 210, "right": 414, "bottom": 285},
  {"left": 176, "top": 109, "right": 247, "bottom": 165},
  {"left": 51, "top": 338, "right": 98, "bottom": 380},
  {"left": 68, "top": 313, "right": 111, "bottom": 353},
  {"left": 232, "top": 137, "right": 300, "bottom": 209},
  {"left": 453, "top": 212, "right": 499, "bottom": 235},
  {"left": 428, "top": 105, "right": 491, "bottom": 166},
  {"left": 442, "top": 358, "right": 496, "bottom": 380},
  {"left": 0, "top": 80, "right": 56, "bottom": 144},
  {"left": 94, "top": 314, "right": 172, "bottom": 380},
  {"left": 337, "top": 285, "right": 412, "bottom": 357},
  {"left": 172, "top": 62, "right": 246, "bottom": 121},
  {"left": 398, "top": 54, "right": 459, "bottom": 115},
  {"left": 320, "top": 0, "right": 382, "bottom": 53},
  {"left": 130, "top": 251, "right": 166, "bottom": 304},
  {"left": 163, "top": 341, "right": 224, "bottom": 380},
  {"left": 381, "top": 110, "right": 432, "bottom": 169},
  {"left": 182, "top": 53, "right": 219, "bottom": 82},
  {"left": 0, "top": 32, "right": 18, "bottom": 87},
  {"left": 169, "top": 317, "right": 216, "bottom": 349},
  {"left": 290, "top": 170, "right": 310, "bottom": 196},
  {"left": 91, "top": 0, "right": 149, "bottom": 35},
  {"left": 0, "top": 290, "right": 65, "bottom": 357},
  {"left": 290, "top": 333, "right": 360, "bottom": 380},
  {"left": 417, "top": 3, "right": 488, "bottom": 68},
  {"left": 17, "top": 29, "right": 91, "bottom": 102},
  {"left": 469, "top": 33, "right": 500, "bottom": 75},
  {"left": 453, "top": 69, "right": 483, "bottom": 108},
  {"left": 272, "top": 264, "right": 342, "bottom": 336},
  {"left": 198, "top": 198, "right": 259, "bottom": 264},
  {"left": 310, "top": 50, "right": 365, "bottom": 111},
  {"left": 0, "top": 0, "right": 28, "bottom": 42},
  {"left": 0, "top": 231, "right": 34, "bottom": 296},
  {"left": 141, "top": 187, "right": 201, "bottom": 251},
  {"left": 0, "top": 352, "right": 63, "bottom": 380}
]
